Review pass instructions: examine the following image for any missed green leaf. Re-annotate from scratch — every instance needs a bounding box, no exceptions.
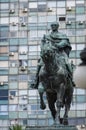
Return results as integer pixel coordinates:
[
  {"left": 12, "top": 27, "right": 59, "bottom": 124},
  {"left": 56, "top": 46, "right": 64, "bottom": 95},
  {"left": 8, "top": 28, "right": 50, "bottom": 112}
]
[
  {"left": 9, "top": 127, "right": 12, "bottom": 130},
  {"left": 9, "top": 124, "right": 24, "bottom": 130}
]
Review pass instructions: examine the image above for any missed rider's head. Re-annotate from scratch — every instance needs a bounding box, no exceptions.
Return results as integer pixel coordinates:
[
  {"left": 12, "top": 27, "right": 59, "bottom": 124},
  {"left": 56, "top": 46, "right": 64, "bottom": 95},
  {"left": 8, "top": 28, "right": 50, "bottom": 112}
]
[{"left": 51, "top": 22, "right": 59, "bottom": 32}]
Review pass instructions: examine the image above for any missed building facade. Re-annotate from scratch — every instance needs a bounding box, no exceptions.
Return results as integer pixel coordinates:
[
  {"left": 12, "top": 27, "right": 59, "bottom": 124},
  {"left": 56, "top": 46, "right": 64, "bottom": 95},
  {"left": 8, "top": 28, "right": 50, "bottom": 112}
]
[{"left": 0, "top": 0, "right": 86, "bottom": 129}]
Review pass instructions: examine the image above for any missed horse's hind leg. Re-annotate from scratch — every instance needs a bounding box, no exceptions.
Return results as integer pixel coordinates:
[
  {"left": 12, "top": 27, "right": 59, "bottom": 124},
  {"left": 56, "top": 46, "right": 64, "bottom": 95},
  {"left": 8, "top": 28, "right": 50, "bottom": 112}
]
[
  {"left": 63, "top": 104, "right": 69, "bottom": 125},
  {"left": 38, "top": 82, "right": 46, "bottom": 109},
  {"left": 63, "top": 87, "right": 73, "bottom": 125}
]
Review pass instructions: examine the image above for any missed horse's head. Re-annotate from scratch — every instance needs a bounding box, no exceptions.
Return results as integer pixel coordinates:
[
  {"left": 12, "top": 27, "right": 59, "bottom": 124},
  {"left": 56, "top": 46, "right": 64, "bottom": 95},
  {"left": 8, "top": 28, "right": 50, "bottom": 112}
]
[{"left": 41, "top": 42, "right": 57, "bottom": 63}]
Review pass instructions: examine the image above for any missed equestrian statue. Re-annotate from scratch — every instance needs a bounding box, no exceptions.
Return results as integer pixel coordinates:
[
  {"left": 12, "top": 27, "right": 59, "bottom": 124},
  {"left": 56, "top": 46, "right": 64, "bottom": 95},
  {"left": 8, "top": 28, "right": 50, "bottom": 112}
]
[{"left": 31, "top": 22, "right": 75, "bottom": 125}]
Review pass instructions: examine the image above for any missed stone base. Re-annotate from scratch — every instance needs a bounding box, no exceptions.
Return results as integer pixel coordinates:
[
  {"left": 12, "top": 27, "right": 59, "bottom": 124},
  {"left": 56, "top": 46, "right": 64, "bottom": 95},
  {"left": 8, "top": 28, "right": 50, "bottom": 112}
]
[{"left": 26, "top": 125, "right": 78, "bottom": 130}]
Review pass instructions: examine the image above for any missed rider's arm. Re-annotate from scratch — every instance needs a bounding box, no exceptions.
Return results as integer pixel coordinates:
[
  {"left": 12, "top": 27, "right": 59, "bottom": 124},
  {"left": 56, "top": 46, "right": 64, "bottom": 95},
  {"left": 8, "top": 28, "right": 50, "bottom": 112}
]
[
  {"left": 41, "top": 34, "right": 46, "bottom": 49},
  {"left": 57, "top": 39, "right": 70, "bottom": 48}
]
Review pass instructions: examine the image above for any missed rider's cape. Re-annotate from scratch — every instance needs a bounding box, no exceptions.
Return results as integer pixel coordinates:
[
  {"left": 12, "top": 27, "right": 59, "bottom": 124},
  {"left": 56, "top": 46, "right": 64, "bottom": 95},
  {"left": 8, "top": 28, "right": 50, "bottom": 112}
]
[{"left": 41, "top": 32, "right": 72, "bottom": 51}]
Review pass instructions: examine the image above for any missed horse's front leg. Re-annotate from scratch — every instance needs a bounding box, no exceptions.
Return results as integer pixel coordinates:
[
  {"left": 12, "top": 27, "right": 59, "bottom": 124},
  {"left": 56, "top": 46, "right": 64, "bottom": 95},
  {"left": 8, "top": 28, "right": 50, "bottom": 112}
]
[
  {"left": 63, "top": 104, "right": 70, "bottom": 125},
  {"left": 55, "top": 83, "right": 65, "bottom": 125},
  {"left": 38, "top": 82, "right": 46, "bottom": 109},
  {"left": 54, "top": 105, "right": 61, "bottom": 125}
]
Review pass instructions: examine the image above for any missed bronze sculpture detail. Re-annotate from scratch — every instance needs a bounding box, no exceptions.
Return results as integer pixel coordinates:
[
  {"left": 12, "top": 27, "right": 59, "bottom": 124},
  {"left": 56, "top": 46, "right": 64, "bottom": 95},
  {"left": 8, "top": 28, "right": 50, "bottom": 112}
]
[{"left": 31, "top": 22, "right": 75, "bottom": 125}]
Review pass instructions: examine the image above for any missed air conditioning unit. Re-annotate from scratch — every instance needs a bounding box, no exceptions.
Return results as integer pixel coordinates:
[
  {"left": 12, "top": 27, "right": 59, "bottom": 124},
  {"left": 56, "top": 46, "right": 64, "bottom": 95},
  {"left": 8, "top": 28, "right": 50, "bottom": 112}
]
[
  {"left": 20, "top": 51, "right": 27, "bottom": 54},
  {"left": 12, "top": 22, "right": 17, "bottom": 26},
  {"left": 23, "top": 8, "right": 28, "bottom": 13},
  {"left": 9, "top": 52, "right": 14, "bottom": 56},
  {"left": 21, "top": 66, "right": 26, "bottom": 71},
  {"left": 0, "top": 82, "right": 4, "bottom": 86},
  {"left": 23, "top": 95, "right": 27, "bottom": 99},
  {"left": 66, "top": 7, "right": 72, "bottom": 11},
  {"left": 47, "top": 8, "right": 53, "bottom": 12},
  {"left": 78, "top": 21, "right": 84, "bottom": 25},
  {"left": 10, "top": 9, "right": 15, "bottom": 14},
  {"left": 10, "top": 95, "right": 14, "bottom": 100},
  {"left": 21, "top": 22, "right": 26, "bottom": 27},
  {"left": 66, "top": 21, "right": 72, "bottom": 25},
  {"left": 23, "top": 51, "right": 27, "bottom": 54}
]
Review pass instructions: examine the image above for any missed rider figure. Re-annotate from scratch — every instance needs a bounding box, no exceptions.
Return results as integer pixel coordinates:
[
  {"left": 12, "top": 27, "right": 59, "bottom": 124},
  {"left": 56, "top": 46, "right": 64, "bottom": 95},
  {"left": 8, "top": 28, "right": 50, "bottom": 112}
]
[{"left": 32, "top": 22, "right": 75, "bottom": 89}]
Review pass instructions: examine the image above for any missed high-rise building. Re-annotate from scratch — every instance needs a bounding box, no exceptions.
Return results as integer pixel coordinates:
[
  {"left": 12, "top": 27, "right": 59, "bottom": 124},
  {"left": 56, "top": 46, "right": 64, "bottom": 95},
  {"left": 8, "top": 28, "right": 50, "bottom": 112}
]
[{"left": 0, "top": 0, "right": 86, "bottom": 129}]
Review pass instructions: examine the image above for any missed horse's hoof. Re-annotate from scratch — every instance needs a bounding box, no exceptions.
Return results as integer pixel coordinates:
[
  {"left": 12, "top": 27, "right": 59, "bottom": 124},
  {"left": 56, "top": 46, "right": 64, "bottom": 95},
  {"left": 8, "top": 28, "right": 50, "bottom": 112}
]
[
  {"left": 62, "top": 119, "right": 68, "bottom": 125},
  {"left": 40, "top": 104, "right": 46, "bottom": 110}
]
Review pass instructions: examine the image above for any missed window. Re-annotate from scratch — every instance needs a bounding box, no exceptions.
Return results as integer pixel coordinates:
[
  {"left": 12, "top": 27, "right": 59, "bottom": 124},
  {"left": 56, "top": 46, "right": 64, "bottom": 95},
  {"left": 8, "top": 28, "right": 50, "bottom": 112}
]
[
  {"left": 9, "top": 61, "right": 18, "bottom": 68},
  {"left": 29, "top": 31, "right": 37, "bottom": 39},
  {"left": 0, "top": 105, "right": 8, "bottom": 111},
  {"left": 38, "top": 2, "right": 46, "bottom": 12},
  {"left": 9, "top": 46, "right": 18, "bottom": 52},
  {"left": 47, "top": 2, "right": 56, "bottom": 8},
  {"left": 76, "top": 36, "right": 85, "bottom": 43},
  {"left": 38, "top": 30, "right": 46, "bottom": 38},
  {"left": 9, "top": 82, "right": 18, "bottom": 89},
  {"left": 76, "top": 95, "right": 86, "bottom": 103},
  {"left": 76, "top": 0, "right": 84, "bottom": 5},
  {"left": 76, "top": 7, "right": 85, "bottom": 14},
  {"left": 9, "top": 90, "right": 18, "bottom": 97},
  {"left": 38, "top": 16, "right": 47, "bottom": 23},
  {"left": 0, "top": 61, "right": 8, "bottom": 67},
  {"left": 1, "top": 18, "right": 8, "bottom": 24},
  {"left": 29, "top": 60, "right": 38, "bottom": 66},
  {"left": 67, "top": 1, "right": 75, "bottom": 7},
  {"left": 0, "top": 31, "right": 9, "bottom": 38},
  {"left": 71, "top": 44, "right": 76, "bottom": 51},
  {"left": 47, "top": 15, "right": 56, "bottom": 22},
  {"left": 19, "top": 31, "right": 27, "bottom": 38},
  {"left": 10, "top": 2, "right": 18, "bottom": 10},
  {"left": 19, "top": 75, "right": 28, "bottom": 81},
  {"left": 9, "top": 76, "right": 18, "bottom": 82},
  {"left": 1, "top": 3, "right": 9, "bottom": 10},
  {"left": 76, "top": 44, "right": 85, "bottom": 50},
  {"left": 19, "top": 55, "right": 27, "bottom": 60},
  {"left": 9, "top": 105, "right": 18, "bottom": 111},
  {"left": 10, "top": 38, "right": 19, "bottom": 45},
  {"left": 29, "top": 2, "right": 37, "bottom": 8},
  {"left": 29, "top": 45, "right": 38, "bottom": 52},
  {"left": 57, "top": 8, "right": 66, "bottom": 15},
  {"left": 9, "top": 112, "right": 18, "bottom": 119},
  {"left": 19, "top": 82, "right": 28, "bottom": 89},
  {"left": 19, "top": 46, "right": 28, "bottom": 53},
  {"left": 10, "top": 31, "right": 18, "bottom": 38},
  {"left": 20, "top": 2, "right": 28, "bottom": 8},
  {"left": 76, "top": 14, "right": 85, "bottom": 21},
  {"left": 19, "top": 38, "right": 27, "bottom": 45},
  {"left": 9, "top": 68, "right": 18, "bottom": 74},
  {"left": 0, "top": 90, "right": 8, "bottom": 100},
  {"left": 57, "top": 1, "right": 65, "bottom": 7},
  {"left": 10, "top": 17, "right": 18, "bottom": 23},
  {"left": 59, "top": 17, "right": 66, "bottom": 21},
  {"left": 28, "top": 90, "right": 37, "bottom": 96},
  {"left": 19, "top": 17, "right": 27, "bottom": 23},
  {"left": 76, "top": 30, "right": 85, "bottom": 36},
  {"left": 0, "top": 47, "right": 8, "bottom": 53}
]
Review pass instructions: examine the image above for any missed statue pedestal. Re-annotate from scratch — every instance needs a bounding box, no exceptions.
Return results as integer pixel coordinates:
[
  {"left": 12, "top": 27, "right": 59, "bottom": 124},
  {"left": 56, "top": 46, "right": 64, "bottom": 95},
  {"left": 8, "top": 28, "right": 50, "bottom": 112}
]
[{"left": 26, "top": 125, "right": 78, "bottom": 130}]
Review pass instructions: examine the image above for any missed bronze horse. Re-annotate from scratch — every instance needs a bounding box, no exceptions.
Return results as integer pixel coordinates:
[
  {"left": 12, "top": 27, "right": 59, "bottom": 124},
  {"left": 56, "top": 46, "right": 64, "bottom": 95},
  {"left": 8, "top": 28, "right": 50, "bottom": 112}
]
[{"left": 38, "top": 42, "right": 74, "bottom": 125}]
